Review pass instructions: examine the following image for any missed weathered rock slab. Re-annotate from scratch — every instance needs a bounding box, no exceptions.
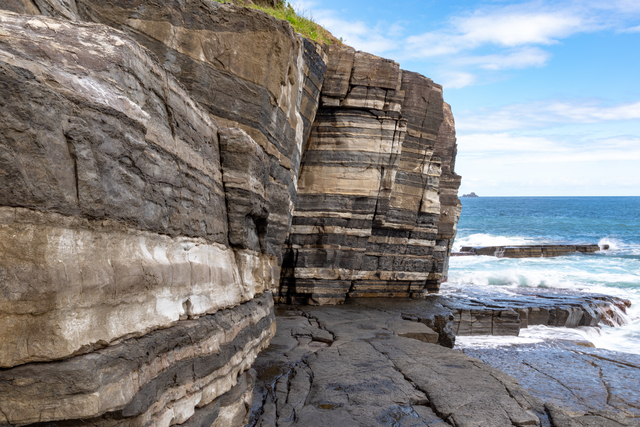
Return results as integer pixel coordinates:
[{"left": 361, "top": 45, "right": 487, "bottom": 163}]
[
  {"left": 463, "top": 342, "right": 640, "bottom": 426},
  {"left": 454, "top": 244, "right": 602, "bottom": 258},
  {"left": 249, "top": 304, "right": 546, "bottom": 427},
  {"left": 438, "top": 287, "right": 632, "bottom": 335}
]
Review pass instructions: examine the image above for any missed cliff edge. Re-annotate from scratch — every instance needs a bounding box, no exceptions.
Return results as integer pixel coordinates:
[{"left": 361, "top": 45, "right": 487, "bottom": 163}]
[{"left": 0, "top": 2, "right": 461, "bottom": 426}]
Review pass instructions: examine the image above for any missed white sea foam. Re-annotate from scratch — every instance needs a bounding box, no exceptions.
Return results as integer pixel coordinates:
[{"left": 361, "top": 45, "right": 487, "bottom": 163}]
[
  {"left": 447, "top": 238, "right": 640, "bottom": 353},
  {"left": 451, "top": 197, "right": 640, "bottom": 354},
  {"left": 519, "top": 323, "right": 640, "bottom": 354},
  {"left": 452, "top": 233, "right": 546, "bottom": 252},
  {"left": 455, "top": 334, "right": 544, "bottom": 349},
  {"left": 455, "top": 326, "right": 607, "bottom": 350},
  {"left": 598, "top": 237, "right": 640, "bottom": 256},
  {"left": 455, "top": 324, "right": 640, "bottom": 354}
]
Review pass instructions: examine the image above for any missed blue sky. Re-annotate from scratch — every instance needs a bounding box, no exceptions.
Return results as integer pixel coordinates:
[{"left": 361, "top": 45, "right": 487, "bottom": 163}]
[{"left": 292, "top": 0, "right": 640, "bottom": 196}]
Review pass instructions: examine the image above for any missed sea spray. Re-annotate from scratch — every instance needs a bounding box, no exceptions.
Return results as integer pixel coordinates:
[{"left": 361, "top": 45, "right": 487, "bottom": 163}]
[{"left": 449, "top": 196, "right": 640, "bottom": 354}]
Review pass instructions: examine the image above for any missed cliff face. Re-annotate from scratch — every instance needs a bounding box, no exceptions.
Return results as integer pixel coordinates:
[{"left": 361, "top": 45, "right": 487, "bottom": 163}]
[
  {"left": 433, "top": 103, "right": 462, "bottom": 288},
  {"left": 0, "top": 11, "right": 282, "bottom": 426},
  {"left": 279, "top": 47, "right": 461, "bottom": 304},
  {"left": 0, "top": 3, "right": 460, "bottom": 427}
]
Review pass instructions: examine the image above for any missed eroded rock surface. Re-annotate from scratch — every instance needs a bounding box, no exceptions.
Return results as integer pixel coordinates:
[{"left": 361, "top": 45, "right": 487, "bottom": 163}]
[
  {"left": 433, "top": 103, "right": 462, "bottom": 286},
  {"left": 251, "top": 303, "right": 640, "bottom": 427},
  {"left": 0, "top": 11, "right": 286, "bottom": 368},
  {"left": 454, "top": 244, "right": 601, "bottom": 258},
  {"left": 249, "top": 304, "right": 545, "bottom": 427},
  {"left": 438, "top": 287, "right": 632, "bottom": 336},
  {"left": 72, "top": 0, "right": 328, "bottom": 270},
  {"left": 464, "top": 342, "right": 640, "bottom": 426},
  {"left": 0, "top": 0, "right": 79, "bottom": 20},
  {"left": 0, "top": 294, "right": 275, "bottom": 426},
  {"left": 0, "top": 9, "right": 284, "bottom": 427}
]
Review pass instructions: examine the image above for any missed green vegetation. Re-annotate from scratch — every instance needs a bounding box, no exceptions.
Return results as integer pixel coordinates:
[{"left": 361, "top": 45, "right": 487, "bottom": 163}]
[
  {"left": 216, "top": 1, "right": 339, "bottom": 44},
  {"left": 249, "top": 2, "right": 336, "bottom": 44}
]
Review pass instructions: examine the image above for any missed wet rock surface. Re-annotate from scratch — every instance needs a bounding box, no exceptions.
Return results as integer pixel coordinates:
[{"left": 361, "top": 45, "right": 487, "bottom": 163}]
[
  {"left": 348, "top": 288, "right": 631, "bottom": 346},
  {"left": 463, "top": 342, "right": 640, "bottom": 426},
  {"left": 439, "top": 287, "right": 631, "bottom": 335},
  {"left": 249, "top": 303, "right": 543, "bottom": 427},
  {"left": 250, "top": 296, "right": 639, "bottom": 427},
  {"left": 453, "top": 245, "right": 601, "bottom": 258}
]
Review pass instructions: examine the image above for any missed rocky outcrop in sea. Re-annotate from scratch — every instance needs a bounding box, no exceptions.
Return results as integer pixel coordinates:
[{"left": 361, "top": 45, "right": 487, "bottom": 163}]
[{"left": 0, "top": 1, "right": 461, "bottom": 426}]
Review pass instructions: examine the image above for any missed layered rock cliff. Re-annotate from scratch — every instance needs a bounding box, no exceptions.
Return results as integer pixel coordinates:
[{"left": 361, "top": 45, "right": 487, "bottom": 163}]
[
  {"left": 280, "top": 47, "right": 461, "bottom": 304},
  {"left": 0, "top": 2, "right": 460, "bottom": 426}
]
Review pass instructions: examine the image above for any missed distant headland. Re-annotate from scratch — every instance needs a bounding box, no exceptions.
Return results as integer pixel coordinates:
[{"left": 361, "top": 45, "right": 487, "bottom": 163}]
[{"left": 462, "top": 192, "right": 479, "bottom": 197}]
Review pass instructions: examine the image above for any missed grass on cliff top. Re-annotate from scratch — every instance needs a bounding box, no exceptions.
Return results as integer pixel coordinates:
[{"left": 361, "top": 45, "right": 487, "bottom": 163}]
[
  {"left": 249, "top": 3, "right": 338, "bottom": 44},
  {"left": 217, "top": 1, "right": 340, "bottom": 45}
]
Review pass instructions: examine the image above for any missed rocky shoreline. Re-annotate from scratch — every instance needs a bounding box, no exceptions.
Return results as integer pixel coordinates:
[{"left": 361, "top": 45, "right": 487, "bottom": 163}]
[
  {"left": 452, "top": 244, "right": 602, "bottom": 258},
  {"left": 0, "top": 2, "right": 637, "bottom": 427},
  {"left": 463, "top": 341, "right": 640, "bottom": 424},
  {"left": 250, "top": 293, "right": 639, "bottom": 427}
]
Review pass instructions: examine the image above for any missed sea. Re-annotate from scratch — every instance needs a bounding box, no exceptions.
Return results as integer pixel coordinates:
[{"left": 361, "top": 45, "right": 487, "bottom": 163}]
[{"left": 445, "top": 196, "right": 640, "bottom": 354}]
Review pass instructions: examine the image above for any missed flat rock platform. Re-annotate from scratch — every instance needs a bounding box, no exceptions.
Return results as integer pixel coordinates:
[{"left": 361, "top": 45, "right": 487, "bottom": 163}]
[
  {"left": 452, "top": 244, "right": 602, "bottom": 258},
  {"left": 248, "top": 296, "right": 639, "bottom": 427},
  {"left": 464, "top": 341, "right": 640, "bottom": 424}
]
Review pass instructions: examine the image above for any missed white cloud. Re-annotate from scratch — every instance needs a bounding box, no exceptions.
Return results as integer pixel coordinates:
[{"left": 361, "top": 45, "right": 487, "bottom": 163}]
[
  {"left": 458, "top": 133, "right": 565, "bottom": 154},
  {"left": 457, "top": 132, "right": 640, "bottom": 163},
  {"left": 454, "top": 47, "right": 551, "bottom": 70},
  {"left": 458, "top": 99, "right": 640, "bottom": 131},
  {"left": 606, "top": 0, "right": 640, "bottom": 13},
  {"left": 441, "top": 72, "right": 477, "bottom": 89},
  {"left": 312, "top": 14, "right": 398, "bottom": 55},
  {"left": 403, "top": 3, "right": 593, "bottom": 60},
  {"left": 621, "top": 24, "right": 640, "bottom": 33},
  {"left": 452, "top": 9, "right": 585, "bottom": 47},
  {"left": 298, "top": 0, "right": 640, "bottom": 89}
]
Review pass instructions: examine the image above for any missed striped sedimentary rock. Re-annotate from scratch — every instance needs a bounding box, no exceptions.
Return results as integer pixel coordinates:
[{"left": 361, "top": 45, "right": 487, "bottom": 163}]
[
  {"left": 0, "top": 294, "right": 274, "bottom": 426},
  {"left": 1, "top": 0, "right": 328, "bottom": 272},
  {"left": 0, "top": 0, "right": 79, "bottom": 20},
  {"left": 0, "top": 2, "right": 461, "bottom": 424},
  {"left": 280, "top": 46, "right": 459, "bottom": 304},
  {"left": 430, "top": 103, "right": 462, "bottom": 290},
  {"left": 0, "top": 11, "right": 283, "bottom": 427},
  {"left": 72, "top": 0, "right": 327, "bottom": 269}
]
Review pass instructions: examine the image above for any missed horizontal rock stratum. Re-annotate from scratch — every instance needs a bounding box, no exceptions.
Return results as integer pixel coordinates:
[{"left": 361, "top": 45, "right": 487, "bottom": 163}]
[
  {"left": 0, "top": 1, "right": 461, "bottom": 426},
  {"left": 454, "top": 244, "right": 602, "bottom": 258}
]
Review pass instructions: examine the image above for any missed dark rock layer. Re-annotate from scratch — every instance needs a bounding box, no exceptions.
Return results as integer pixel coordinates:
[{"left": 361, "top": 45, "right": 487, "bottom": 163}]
[
  {"left": 0, "top": 293, "right": 275, "bottom": 426},
  {"left": 442, "top": 289, "right": 631, "bottom": 336},
  {"left": 250, "top": 304, "right": 543, "bottom": 427},
  {"left": 455, "top": 244, "right": 602, "bottom": 258},
  {"left": 250, "top": 301, "right": 640, "bottom": 427},
  {"left": 0, "top": 9, "right": 286, "bottom": 427},
  {"left": 72, "top": 0, "right": 327, "bottom": 268}
]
